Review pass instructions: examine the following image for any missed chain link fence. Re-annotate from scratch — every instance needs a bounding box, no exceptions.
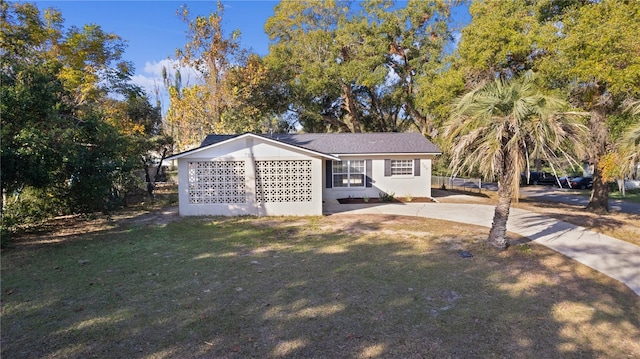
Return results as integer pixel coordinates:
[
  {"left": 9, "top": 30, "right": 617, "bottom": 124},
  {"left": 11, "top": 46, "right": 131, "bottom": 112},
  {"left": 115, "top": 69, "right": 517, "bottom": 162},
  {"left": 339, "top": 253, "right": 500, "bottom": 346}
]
[{"left": 431, "top": 176, "right": 484, "bottom": 193}]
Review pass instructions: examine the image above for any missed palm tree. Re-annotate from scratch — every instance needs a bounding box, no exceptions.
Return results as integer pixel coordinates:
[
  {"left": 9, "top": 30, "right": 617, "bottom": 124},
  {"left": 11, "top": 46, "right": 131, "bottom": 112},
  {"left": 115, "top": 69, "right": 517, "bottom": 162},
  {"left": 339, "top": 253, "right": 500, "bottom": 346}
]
[
  {"left": 443, "top": 73, "right": 588, "bottom": 250},
  {"left": 620, "top": 99, "right": 640, "bottom": 180},
  {"left": 620, "top": 122, "right": 640, "bottom": 150},
  {"left": 625, "top": 99, "right": 640, "bottom": 117}
]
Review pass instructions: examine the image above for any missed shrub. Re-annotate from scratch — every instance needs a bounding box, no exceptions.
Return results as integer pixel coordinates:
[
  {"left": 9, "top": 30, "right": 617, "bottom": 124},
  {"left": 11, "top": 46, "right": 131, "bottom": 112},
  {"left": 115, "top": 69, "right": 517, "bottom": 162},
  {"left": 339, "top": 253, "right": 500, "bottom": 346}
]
[
  {"left": 2, "top": 187, "right": 64, "bottom": 229},
  {"left": 379, "top": 191, "right": 395, "bottom": 202}
]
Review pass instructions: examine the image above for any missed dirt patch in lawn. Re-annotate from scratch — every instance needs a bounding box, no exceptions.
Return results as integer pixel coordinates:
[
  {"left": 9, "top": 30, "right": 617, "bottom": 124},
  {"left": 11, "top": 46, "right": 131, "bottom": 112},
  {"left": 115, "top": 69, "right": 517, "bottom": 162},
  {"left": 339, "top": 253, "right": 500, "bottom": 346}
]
[{"left": 7, "top": 206, "right": 181, "bottom": 249}]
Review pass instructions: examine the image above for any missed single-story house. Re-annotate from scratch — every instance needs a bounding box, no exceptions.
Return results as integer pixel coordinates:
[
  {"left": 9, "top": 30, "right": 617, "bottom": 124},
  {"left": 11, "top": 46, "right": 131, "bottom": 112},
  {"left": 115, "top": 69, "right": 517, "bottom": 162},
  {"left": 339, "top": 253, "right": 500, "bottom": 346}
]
[{"left": 166, "top": 132, "right": 441, "bottom": 216}]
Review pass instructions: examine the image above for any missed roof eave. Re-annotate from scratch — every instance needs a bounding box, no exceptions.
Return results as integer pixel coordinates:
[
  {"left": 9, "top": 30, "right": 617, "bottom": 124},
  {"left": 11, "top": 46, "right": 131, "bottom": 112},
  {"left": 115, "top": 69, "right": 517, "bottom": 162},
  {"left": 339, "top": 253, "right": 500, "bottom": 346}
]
[
  {"left": 165, "top": 133, "right": 341, "bottom": 161},
  {"left": 249, "top": 133, "right": 341, "bottom": 160},
  {"left": 165, "top": 134, "right": 242, "bottom": 161},
  {"left": 332, "top": 152, "right": 442, "bottom": 157}
]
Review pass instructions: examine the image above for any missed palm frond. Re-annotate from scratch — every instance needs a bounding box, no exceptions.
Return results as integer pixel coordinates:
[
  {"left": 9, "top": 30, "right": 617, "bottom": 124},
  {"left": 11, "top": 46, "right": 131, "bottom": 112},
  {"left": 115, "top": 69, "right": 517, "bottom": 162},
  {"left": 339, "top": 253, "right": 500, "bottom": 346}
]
[
  {"left": 619, "top": 122, "right": 640, "bottom": 149},
  {"left": 443, "top": 72, "right": 589, "bottom": 197},
  {"left": 623, "top": 99, "right": 640, "bottom": 117}
]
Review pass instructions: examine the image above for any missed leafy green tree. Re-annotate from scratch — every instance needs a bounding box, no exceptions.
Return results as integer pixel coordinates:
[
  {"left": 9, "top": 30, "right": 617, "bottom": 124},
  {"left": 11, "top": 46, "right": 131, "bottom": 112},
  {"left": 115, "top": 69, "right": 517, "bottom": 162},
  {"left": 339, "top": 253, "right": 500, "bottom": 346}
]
[
  {"left": 537, "top": 0, "right": 640, "bottom": 212},
  {"left": 264, "top": 0, "right": 455, "bottom": 134},
  {"left": 0, "top": 61, "right": 69, "bottom": 199},
  {"left": 265, "top": 0, "right": 355, "bottom": 132},
  {"left": 2, "top": 2, "right": 137, "bottom": 109},
  {"left": 615, "top": 100, "right": 640, "bottom": 183},
  {"left": 103, "top": 90, "right": 171, "bottom": 187},
  {"left": 455, "top": 0, "right": 539, "bottom": 82},
  {"left": 167, "top": 1, "right": 262, "bottom": 150},
  {"left": 596, "top": 100, "right": 639, "bottom": 196},
  {"left": 364, "top": 0, "right": 455, "bottom": 135},
  {"left": 443, "top": 73, "right": 587, "bottom": 250},
  {"left": 0, "top": 61, "right": 141, "bottom": 217},
  {"left": 453, "top": 0, "right": 640, "bottom": 213},
  {"left": 59, "top": 113, "right": 137, "bottom": 213},
  {"left": 1, "top": 2, "right": 164, "bottom": 226},
  {"left": 224, "top": 54, "right": 294, "bottom": 134},
  {"left": 162, "top": 66, "right": 182, "bottom": 145}
]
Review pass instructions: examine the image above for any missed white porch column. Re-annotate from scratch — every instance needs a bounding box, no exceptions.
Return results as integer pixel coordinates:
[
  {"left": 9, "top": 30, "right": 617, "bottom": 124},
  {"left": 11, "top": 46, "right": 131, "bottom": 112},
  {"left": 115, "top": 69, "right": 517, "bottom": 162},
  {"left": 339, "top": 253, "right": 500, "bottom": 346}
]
[{"left": 244, "top": 137, "right": 259, "bottom": 216}]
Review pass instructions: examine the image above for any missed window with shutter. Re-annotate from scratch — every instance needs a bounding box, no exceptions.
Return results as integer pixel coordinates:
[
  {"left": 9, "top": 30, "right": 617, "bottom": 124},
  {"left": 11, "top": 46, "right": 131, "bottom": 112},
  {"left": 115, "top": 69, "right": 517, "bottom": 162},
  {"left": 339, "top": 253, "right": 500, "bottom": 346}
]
[
  {"left": 332, "top": 160, "right": 365, "bottom": 188},
  {"left": 390, "top": 160, "right": 413, "bottom": 176}
]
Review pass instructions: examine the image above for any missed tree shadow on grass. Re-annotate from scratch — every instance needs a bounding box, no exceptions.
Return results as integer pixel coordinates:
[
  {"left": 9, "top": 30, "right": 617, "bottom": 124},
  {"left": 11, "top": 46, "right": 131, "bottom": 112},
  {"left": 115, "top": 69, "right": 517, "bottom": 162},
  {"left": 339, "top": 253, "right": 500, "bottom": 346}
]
[
  {"left": 5, "top": 206, "right": 180, "bottom": 250},
  {"left": 517, "top": 199, "right": 633, "bottom": 233},
  {"left": 432, "top": 188, "right": 492, "bottom": 199},
  {"left": 1, "top": 215, "right": 639, "bottom": 358}
]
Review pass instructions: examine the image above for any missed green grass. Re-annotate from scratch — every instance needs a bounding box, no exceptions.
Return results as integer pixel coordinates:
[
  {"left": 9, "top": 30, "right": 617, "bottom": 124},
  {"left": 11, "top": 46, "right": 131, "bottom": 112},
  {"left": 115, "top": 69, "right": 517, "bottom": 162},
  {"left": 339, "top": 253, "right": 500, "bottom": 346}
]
[
  {"left": 534, "top": 186, "right": 640, "bottom": 204},
  {"left": 2, "top": 215, "right": 639, "bottom": 358},
  {"left": 609, "top": 189, "right": 640, "bottom": 203}
]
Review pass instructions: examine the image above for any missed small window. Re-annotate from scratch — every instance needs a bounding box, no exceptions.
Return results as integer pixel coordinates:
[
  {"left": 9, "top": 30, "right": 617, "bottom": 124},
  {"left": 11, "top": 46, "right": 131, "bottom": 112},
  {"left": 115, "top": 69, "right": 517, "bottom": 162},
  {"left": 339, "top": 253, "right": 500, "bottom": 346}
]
[
  {"left": 332, "top": 160, "right": 365, "bottom": 188},
  {"left": 391, "top": 160, "right": 413, "bottom": 176}
]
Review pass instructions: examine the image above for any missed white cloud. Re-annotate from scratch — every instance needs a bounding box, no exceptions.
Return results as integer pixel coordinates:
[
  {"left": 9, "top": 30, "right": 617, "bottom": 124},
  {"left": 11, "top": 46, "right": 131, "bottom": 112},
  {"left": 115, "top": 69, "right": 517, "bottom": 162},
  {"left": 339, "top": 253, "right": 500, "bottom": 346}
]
[
  {"left": 143, "top": 59, "right": 202, "bottom": 86},
  {"left": 143, "top": 59, "right": 170, "bottom": 76},
  {"left": 131, "top": 74, "right": 163, "bottom": 95},
  {"left": 130, "top": 64, "right": 166, "bottom": 110}
]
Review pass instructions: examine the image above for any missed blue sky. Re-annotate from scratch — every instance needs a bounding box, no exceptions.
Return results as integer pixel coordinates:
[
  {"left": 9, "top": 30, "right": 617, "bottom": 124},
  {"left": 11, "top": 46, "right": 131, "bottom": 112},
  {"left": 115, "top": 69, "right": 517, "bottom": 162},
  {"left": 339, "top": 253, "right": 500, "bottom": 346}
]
[
  {"left": 30, "top": 1, "right": 277, "bottom": 108},
  {"left": 28, "top": 1, "right": 469, "bottom": 110}
]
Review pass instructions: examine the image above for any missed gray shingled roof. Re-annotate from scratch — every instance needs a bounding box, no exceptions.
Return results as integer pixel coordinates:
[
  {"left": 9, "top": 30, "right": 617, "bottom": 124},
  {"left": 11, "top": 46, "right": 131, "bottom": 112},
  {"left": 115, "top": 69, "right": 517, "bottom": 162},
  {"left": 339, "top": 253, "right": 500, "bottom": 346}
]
[
  {"left": 200, "top": 135, "right": 236, "bottom": 147},
  {"left": 201, "top": 133, "right": 441, "bottom": 155}
]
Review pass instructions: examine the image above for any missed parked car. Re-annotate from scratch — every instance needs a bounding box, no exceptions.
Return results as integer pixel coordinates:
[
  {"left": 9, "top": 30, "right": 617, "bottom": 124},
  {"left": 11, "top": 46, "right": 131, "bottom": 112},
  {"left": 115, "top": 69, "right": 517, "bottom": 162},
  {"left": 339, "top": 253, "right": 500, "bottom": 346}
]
[
  {"left": 569, "top": 176, "right": 593, "bottom": 189},
  {"left": 521, "top": 171, "right": 559, "bottom": 186},
  {"left": 558, "top": 176, "right": 576, "bottom": 188},
  {"left": 624, "top": 179, "right": 640, "bottom": 190}
]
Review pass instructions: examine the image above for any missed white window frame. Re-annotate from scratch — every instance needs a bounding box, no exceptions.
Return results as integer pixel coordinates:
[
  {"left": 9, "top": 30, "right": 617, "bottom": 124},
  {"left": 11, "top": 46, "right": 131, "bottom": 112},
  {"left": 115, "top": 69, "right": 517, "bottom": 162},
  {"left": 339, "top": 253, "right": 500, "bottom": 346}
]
[
  {"left": 390, "top": 159, "right": 414, "bottom": 176},
  {"left": 332, "top": 160, "right": 365, "bottom": 188}
]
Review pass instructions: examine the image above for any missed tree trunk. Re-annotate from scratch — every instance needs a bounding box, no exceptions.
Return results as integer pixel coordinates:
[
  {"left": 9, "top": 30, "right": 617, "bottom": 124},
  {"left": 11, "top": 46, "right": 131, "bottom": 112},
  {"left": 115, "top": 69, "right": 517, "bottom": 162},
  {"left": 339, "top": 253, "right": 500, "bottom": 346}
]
[
  {"left": 487, "top": 148, "right": 516, "bottom": 251},
  {"left": 618, "top": 179, "right": 625, "bottom": 197},
  {"left": 142, "top": 161, "right": 154, "bottom": 198},
  {"left": 341, "top": 83, "right": 361, "bottom": 133},
  {"left": 154, "top": 148, "right": 168, "bottom": 182},
  {"left": 488, "top": 179, "right": 512, "bottom": 250},
  {"left": 586, "top": 167, "right": 609, "bottom": 214},
  {"left": 409, "top": 107, "right": 430, "bottom": 137},
  {"left": 586, "top": 105, "right": 610, "bottom": 213}
]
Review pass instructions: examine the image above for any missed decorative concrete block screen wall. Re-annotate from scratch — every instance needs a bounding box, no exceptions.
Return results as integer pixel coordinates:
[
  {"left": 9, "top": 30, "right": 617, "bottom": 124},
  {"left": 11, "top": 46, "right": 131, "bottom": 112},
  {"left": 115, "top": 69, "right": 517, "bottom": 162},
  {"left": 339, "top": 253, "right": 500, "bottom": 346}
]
[
  {"left": 187, "top": 161, "right": 246, "bottom": 204},
  {"left": 181, "top": 157, "right": 321, "bottom": 216},
  {"left": 255, "top": 160, "right": 313, "bottom": 203}
]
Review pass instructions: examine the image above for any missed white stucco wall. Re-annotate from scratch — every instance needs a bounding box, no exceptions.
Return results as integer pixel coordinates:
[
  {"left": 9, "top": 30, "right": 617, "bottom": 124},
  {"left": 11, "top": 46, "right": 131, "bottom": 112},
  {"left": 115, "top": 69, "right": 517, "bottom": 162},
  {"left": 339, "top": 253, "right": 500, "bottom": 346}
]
[
  {"left": 176, "top": 137, "right": 324, "bottom": 216},
  {"left": 322, "top": 155, "right": 434, "bottom": 201}
]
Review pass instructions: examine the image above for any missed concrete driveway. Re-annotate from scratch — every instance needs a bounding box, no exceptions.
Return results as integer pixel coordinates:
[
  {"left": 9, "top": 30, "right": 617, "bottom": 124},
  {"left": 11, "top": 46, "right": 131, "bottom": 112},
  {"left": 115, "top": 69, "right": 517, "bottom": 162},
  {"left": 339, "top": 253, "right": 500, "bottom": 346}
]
[
  {"left": 324, "top": 201, "right": 640, "bottom": 296},
  {"left": 519, "top": 186, "right": 640, "bottom": 215}
]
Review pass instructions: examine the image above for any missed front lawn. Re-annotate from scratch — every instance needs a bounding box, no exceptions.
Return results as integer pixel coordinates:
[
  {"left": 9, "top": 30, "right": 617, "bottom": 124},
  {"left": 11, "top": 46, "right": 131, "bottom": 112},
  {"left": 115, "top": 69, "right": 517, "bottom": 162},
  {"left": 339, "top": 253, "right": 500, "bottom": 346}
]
[
  {"left": 565, "top": 187, "right": 640, "bottom": 203},
  {"left": 609, "top": 190, "right": 640, "bottom": 203},
  {"left": 2, "top": 214, "right": 639, "bottom": 358}
]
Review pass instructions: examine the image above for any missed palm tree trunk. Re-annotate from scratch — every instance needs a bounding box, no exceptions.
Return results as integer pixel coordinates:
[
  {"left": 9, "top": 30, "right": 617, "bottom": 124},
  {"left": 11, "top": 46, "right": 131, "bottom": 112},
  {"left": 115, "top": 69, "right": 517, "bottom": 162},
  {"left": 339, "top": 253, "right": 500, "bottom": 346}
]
[
  {"left": 488, "top": 150, "right": 516, "bottom": 250},
  {"left": 488, "top": 183, "right": 511, "bottom": 250}
]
